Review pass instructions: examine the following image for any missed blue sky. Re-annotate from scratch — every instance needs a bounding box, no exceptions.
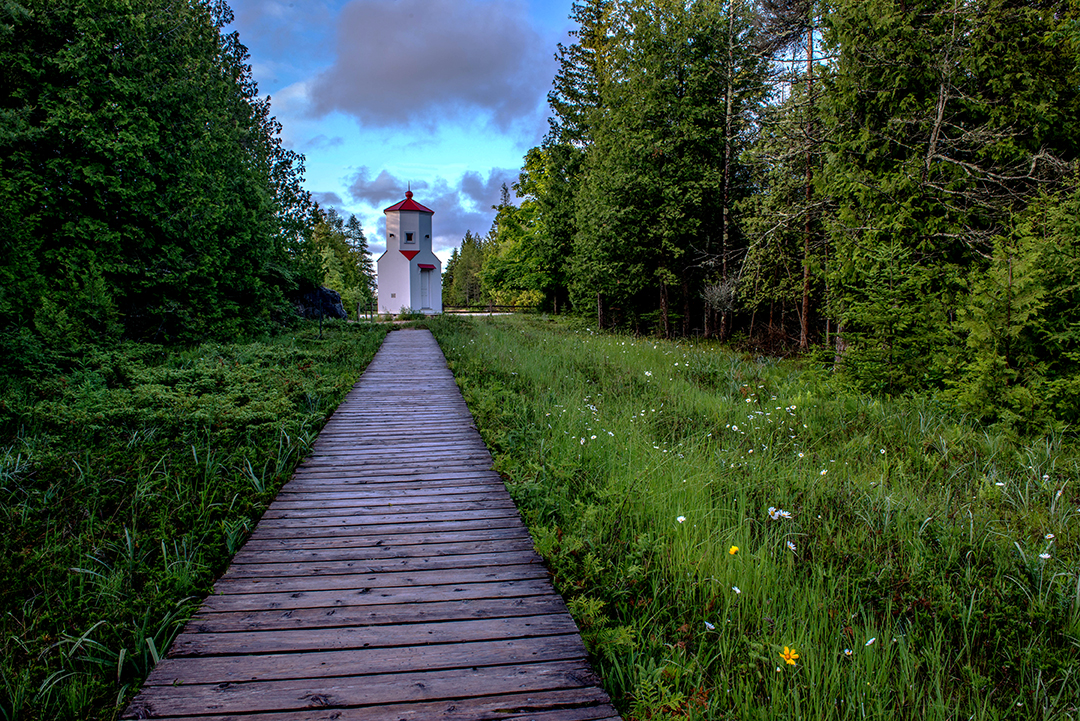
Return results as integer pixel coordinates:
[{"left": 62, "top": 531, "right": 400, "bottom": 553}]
[{"left": 226, "top": 0, "right": 575, "bottom": 262}]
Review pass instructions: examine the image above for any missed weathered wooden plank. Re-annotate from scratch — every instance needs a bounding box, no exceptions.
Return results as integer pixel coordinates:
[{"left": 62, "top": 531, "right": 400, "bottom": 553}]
[
  {"left": 249, "top": 508, "right": 524, "bottom": 531},
  {"left": 305, "top": 442, "right": 490, "bottom": 455},
  {"left": 132, "top": 688, "right": 618, "bottom": 721},
  {"left": 293, "top": 463, "right": 498, "bottom": 476},
  {"left": 230, "top": 537, "right": 536, "bottom": 564},
  {"left": 187, "top": 595, "right": 570, "bottom": 633},
  {"left": 273, "top": 484, "right": 506, "bottom": 498},
  {"left": 259, "top": 498, "right": 517, "bottom": 519},
  {"left": 286, "top": 468, "right": 503, "bottom": 481},
  {"left": 280, "top": 474, "right": 505, "bottom": 489},
  {"left": 124, "top": 660, "right": 603, "bottom": 718},
  {"left": 219, "top": 550, "right": 543, "bottom": 578},
  {"left": 270, "top": 490, "right": 513, "bottom": 508},
  {"left": 238, "top": 526, "right": 533, "bottom": 552},
  {"left": 246, "top": 517, "right": 527, "bottom": 540},
  {"left": 198, "top": 578, "right": 557, "bottom": 613},
  {"left": 146, "top": 633, "right": 587, "bottom": 686},
  {"left": 209, "top": 563, "right": 551, "bottom": 594},
  {"left": 168, "top": 614, "right": 581, "bottom": 657}
]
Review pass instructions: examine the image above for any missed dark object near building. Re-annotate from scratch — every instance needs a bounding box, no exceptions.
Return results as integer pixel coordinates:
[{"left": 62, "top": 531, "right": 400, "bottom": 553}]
[{"left": 296, "top": 287, "right": 347, "bottom": 320}]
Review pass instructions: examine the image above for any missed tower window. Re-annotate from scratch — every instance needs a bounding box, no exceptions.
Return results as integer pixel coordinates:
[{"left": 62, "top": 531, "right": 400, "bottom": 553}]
[{"left": 405, "top": 232, "right": 414, "bottom": 243}]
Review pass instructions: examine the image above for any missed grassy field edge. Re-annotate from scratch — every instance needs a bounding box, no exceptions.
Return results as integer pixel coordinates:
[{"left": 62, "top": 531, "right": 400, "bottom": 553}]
[{"left": 428, "top": 314, "right": 1079, "bottom": 721}]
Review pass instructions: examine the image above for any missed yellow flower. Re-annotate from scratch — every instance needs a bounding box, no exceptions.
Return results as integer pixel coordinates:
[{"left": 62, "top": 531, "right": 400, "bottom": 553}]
[
  {"left": 729, "top": 545, "right": 739, "bottom": 555},
  {"left": 780, "top": 646, "right": 799, "bottom": 665}
]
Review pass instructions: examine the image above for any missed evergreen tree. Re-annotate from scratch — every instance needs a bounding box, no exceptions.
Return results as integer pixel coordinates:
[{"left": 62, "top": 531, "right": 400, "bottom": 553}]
[
  {"left": 757, "top": 0, "right": 828, "bottom": 349},
  {"left": 444, "top": 231, "right": 490, "bottom": 307},
  {"left": 823, "top": 0, "right": 1080, "bottom": 393},
  {"left": 573, "top": 0, "right": 768, "bottom": 335},
  {"left": 547, "top": 0, "right": 613, "bottom": 146},
  {"left": 307, "top": 207, "right": 375, "bottom": 320},
  {"left": 506, "top": 144, "right": 584, "bottom": 313},
  {"left": 0, "top": 0, "right": 312, "bottom": 360},
  {"left": 480, "top": 184, "right": 544, "bottom": 307},
  {"left": 346, "top": 214, "right": 377, "bottom": 312},
  {"left": 947, "top": 182, "right": 1080, "bottom": 428}
]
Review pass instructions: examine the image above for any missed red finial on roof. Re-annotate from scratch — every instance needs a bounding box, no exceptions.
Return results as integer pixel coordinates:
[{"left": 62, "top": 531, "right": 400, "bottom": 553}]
[{"left": 383, "top": 190, "right": 434, "bottom": 214}]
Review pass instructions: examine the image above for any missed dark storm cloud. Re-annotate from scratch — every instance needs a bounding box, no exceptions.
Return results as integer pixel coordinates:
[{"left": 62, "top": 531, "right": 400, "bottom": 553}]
[
  {"left": 308, "top": 0, "right": 550, "bottom": 129},
  {"left": 351, "top": 167, "right": 518, "bottom": 253}
]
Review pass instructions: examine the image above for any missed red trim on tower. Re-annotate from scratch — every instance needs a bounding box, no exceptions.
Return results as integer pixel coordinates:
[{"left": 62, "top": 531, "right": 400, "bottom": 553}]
[
  {"left": 384, "top": 190, "right": 434, "bottom": 214},
  {"left": 400, "top": 250, "right": 419, "bottom": 260},
  {"left": 418, "top": 263, "right": 436, "bottom": 269}
]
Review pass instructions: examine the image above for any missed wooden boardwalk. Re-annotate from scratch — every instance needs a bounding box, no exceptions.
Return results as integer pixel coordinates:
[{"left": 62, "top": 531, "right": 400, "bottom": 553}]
[{"left": 124, "top": 329, "right": 620, "bottom": 720}]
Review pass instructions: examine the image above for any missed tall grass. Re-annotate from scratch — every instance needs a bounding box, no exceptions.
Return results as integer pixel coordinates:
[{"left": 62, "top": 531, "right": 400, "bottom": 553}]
[
  {"left": 0, "top": 321, "right": 386, "bottom": 720},
  {"left": 428, "top": 314, "right": 1079, "bottom": 720}
]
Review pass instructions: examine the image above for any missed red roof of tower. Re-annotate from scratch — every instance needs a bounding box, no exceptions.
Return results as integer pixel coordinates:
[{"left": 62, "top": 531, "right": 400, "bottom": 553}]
[{"left": 384, "top": 190, "right": 434, "bottom": 214}]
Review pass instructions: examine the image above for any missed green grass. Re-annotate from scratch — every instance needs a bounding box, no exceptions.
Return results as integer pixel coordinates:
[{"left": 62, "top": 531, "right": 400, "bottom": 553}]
[
  {"left": 428, "top": 314, "right": 1080, "bottom": 720},
  {"left": 0, "top": 321, "right": 386, "bottom": 720}
]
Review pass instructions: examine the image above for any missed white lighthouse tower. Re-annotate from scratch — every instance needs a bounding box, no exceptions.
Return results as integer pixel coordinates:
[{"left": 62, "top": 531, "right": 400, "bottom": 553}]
[{"left": 376, "top": 191, "right": 442, "bottom": 315}]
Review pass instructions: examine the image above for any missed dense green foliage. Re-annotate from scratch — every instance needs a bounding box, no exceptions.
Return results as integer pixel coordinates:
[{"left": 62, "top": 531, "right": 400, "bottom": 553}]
[
  {"left": 308, "top": 208, "right": 377, "bottom": 319},
  {"left": 442, "top": 230, "right": 495, "bottom": 307},
  {"left": 0, "top": 0, "right": 314, "bottom": 364},
  {"left": 471, "top": 0, "right": 1080, "bottom": 428},
  {"left": 0, "top": 322, "right": 386, "bottom": 720},
  {"left": 430, "top": 314, "right": 1080, "bottom": 720}
]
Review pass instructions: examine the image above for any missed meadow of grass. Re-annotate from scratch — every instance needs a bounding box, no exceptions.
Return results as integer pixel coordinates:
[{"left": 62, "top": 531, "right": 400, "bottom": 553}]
[
  {"left": 0, "top": 321, "right": 387, "bottom": 720},
  {"left": 427, "top": 314, "right": 1079, "bottom": 720}
]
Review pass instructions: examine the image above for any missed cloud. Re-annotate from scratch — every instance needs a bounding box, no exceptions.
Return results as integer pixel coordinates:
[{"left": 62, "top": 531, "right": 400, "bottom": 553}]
[
  {"left": 229, "top": 1, "right": 338, "bottom": 70},
  {"left": 351, "top": 167, "right": 518, "bottom": 253},
  {"left": 311, "top": 191, "right": 344, "bottom": 206},
  {"left": 347, "top": 167, "right": 420, "bottom": 206},
  {"left": 308, "top": 0, "right": 550, "bottom": 130},
  {"left": 302, "top": 134, "right": 346, "bottom": 150}
]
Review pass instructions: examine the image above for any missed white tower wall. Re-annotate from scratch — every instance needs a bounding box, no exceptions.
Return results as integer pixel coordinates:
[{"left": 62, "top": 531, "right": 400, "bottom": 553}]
[{"left": 376, "top": 192, "right": 441, "bottom": 315}]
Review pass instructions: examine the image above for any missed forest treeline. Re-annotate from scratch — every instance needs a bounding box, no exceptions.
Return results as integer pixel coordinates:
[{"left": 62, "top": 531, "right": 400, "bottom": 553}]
[
  {"left": 0, "top": 0, "right": 374, "bottom": 376},
  {"left": 448, "top": 0, "right": 1080, "bottom": 429}
]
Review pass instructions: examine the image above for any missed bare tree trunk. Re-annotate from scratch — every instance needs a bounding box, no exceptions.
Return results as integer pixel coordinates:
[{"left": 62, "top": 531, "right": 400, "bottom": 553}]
[
  {"left": 660, "top": 283, "right": 670, "bottom": 338},
  {"left": 681, "top": 279, "right": 690, "bottom": 336},
  {"left": 923, "top": 0, "right": 958, "bottom": 185},
  {"left": 800, "top": 24, "right": 814, "bottom": 351},
  {"left": 722, "top": 4, "right": 734, "bottom": 290}
]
